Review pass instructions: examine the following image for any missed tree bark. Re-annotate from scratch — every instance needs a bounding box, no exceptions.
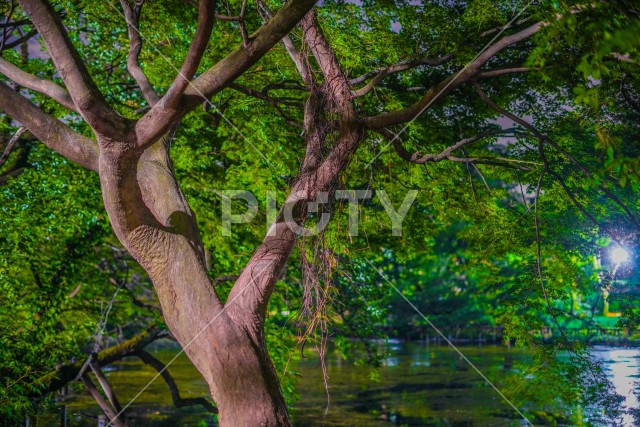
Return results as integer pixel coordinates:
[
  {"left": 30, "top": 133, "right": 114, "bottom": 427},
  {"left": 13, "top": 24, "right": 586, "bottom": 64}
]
[{"left": 97, "top": 131, "right": 293, "bottom": 425}]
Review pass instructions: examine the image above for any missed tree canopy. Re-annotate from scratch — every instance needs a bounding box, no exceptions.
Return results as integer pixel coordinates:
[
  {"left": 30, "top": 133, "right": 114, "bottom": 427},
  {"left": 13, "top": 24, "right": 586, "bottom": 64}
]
[{"left": 1, "top": 0, "right": 639, "bottom": 425}]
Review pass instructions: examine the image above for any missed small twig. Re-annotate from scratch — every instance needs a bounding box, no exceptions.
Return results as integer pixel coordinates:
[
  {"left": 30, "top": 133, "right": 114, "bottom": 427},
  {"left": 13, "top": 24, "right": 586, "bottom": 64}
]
[
  {"left": 473, "top": 81, "right": 640, "bottom": 236},
  {"left": 239, "top": 0, "right": 249, "bottom": 46},
  {"left": 212, "top": 274, "right": 238, "bottom": 286},
  {"left": 378, "top": 127, "right": 528, "bottom": 169},
  {"left": 0, "top": 0, "right": 16, "bottom": 52},
  {"left": 229, "top": 82, "right": 303, "bottom": 128},
  {"left": 136, "top": 350, "right": 218, "bottom": 413},
  {"left": 471, "top": 163, "right": 493, "bottom": 194},
  {"left": 214, "top": 13, "right": 241, "bottom": 21},
  {"left": 533, "top": 170, "right": 567, "bottom": 340},
  {"left": 0, "top": 126, "right": 26, "bottom": 168}
]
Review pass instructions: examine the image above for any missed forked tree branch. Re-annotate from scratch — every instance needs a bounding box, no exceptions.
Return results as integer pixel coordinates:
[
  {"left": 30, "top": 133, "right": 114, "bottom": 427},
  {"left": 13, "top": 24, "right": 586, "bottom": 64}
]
[
  {"left": 17, "top": 0, "right": 126, "bottom": 136},
  {"left": 225, "top": 9, "right": 363, "bottom": 329},
  {"left": 0, "top": 0, "right": 17, "bottom": 52},
  {"left": 350, "top": 54, "right": 453, "bottom": 97},
  {"left": 119, "top": 0, "right": 160, "bottom": 106},
  {"left": 89, "top": 358, "right": 126, "bottom": 421},
  {"left": 378, "top": 127, "right": 528, "bottom": 169},
  {"left": 81, "top": 374, "right": 128, "bottom": 427},
  {"left": 0, "top": 81, "right": 99, "bottom": 171},
  {"left": 135, "top": 0, "right": 317, "bottom": 148},
  {"left": 365, "top": 20, "right": 545, "bottom": 130},
  {"left": 0, "top": 29, "right": 37, "bottom": 51}
]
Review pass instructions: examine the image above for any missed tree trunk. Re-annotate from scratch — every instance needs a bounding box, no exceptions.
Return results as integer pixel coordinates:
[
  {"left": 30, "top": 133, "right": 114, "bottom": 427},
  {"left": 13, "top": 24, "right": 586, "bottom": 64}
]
[
  {"left": 92, "top": 14, "right": 363, "bottom": 423},
  {"left": 203, "top": 319, "right": 290, "bottom": 425},
  {"left": 97, "top": 134, "right": 292, "bottom": 426}
]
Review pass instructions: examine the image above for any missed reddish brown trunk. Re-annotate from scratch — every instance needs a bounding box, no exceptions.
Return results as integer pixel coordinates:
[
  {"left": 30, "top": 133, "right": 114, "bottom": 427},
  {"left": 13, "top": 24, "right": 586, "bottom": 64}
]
[
  {"left": 91, "top": 15, "right": 361, "bottom": 426},
  {"left": 205, "top": 318, "right": 291, "bottom": 426},
  {"left": 97, "top": 134, "right": 292, "bottom": 426}
]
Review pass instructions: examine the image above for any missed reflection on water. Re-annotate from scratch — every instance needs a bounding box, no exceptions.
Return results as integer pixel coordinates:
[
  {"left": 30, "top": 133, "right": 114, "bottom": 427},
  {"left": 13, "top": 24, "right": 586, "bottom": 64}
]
[
  {"left": 50, "top": 343, "right": 640, "bottom": 426},
  {"left": 592, "top": 347, "right": 640, "bottom": 426}
]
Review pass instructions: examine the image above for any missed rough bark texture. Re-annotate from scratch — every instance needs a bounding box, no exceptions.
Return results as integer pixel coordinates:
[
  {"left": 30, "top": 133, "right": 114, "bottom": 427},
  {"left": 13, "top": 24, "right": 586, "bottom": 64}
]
[{"left": 97, "top": 134, "right": 293, "bottom": 424}]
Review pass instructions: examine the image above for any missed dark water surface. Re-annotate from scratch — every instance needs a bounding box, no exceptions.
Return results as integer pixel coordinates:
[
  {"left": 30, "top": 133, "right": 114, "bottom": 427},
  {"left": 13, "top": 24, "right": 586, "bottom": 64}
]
[
  {"left": 48, "top": 343, "right": 639, "bottom": 426},
  {"left": 293, "top": 342, "right": 534, "bottom": 426}
]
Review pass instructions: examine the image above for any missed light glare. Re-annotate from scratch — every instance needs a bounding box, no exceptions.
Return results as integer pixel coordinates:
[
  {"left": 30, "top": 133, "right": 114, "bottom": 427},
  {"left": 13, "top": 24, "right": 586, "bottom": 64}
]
[{"left": 611, "top": 247, "right": 630, "bottom": 266}]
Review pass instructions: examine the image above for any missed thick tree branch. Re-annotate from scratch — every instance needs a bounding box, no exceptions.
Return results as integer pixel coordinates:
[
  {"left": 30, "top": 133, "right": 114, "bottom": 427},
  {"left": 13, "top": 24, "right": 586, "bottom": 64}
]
[
  {"left": 351, "top": 55, "right": 453, "bottom": 97},
  {"left": 0, "top": 81, "right": 99, "bottom": 170},
  {"left": 119, "top": 0, "right": 160, "bottom": 106},
  {"left": 135, "top": 0, "right": 317, "bottom": 148},
  {"left": 89, "top": 358, "right": 126, "bottom": 421},
  {"left": 225, "top": 11, "right": 364, "bottom": 330},
  {"left": 213, "top": 13, "right": 241, "bottom": 21},
  {"left": 160, "top": 0, "right": 216, "bottom": 109},
  {"left": 475, "top": 65, "right": 531, "bottom": 79},
  {"left": 365, "top": 21, "right": 545, "bottom": 130},
  {"left": 136, "top": 350, "right": 218, "bottom": 413},
  {"left": 471, "top": 22, "right": 543, "bottom": 70},
  {"left": 18, "top": 0, "right": 126, "bottom": 136},
  {"left": 0, "top": 57, "right": 78, "bottom": 111},
  {"left": 300, "top": 10, "right": 354, "bottom": 119}
]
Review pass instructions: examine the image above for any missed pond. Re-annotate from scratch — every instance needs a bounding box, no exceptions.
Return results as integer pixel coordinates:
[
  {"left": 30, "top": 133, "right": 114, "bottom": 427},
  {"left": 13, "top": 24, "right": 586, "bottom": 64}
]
[{"left": 44, "top": 343, "right": 640, "bottom": 426}]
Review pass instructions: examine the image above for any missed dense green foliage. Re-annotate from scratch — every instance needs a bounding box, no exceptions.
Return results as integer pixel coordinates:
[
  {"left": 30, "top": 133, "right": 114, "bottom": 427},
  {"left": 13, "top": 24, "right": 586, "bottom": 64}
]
[{"left": 1, "top": 0, "right": 640, "bottom": 425}]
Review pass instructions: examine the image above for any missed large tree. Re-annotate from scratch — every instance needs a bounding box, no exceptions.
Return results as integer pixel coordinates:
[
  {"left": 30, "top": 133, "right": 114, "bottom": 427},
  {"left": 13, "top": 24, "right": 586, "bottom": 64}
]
[{"left": 1, "top": 0, "right": 639, "bottom": 425}]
